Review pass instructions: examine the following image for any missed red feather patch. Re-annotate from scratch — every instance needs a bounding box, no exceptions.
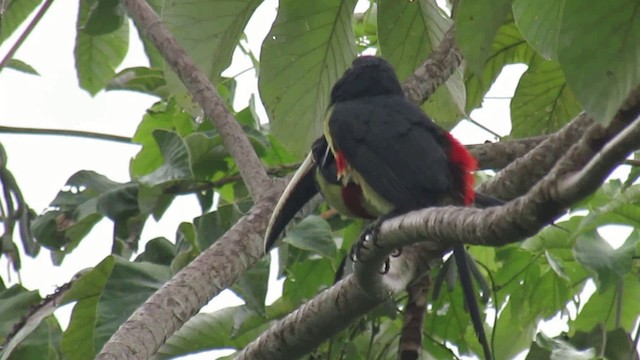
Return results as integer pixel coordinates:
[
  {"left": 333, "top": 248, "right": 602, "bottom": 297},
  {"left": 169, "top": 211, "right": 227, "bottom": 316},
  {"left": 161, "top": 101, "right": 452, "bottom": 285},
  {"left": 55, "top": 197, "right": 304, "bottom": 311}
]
[
  {"left": 335, "top": 150, "right": 348, "bottom": 177},
  {"left": 444, "top": 133, "right": 477, "bottom": 205},
  {"left": 341, "top": 184, "right": 375, "bottom": 219}
]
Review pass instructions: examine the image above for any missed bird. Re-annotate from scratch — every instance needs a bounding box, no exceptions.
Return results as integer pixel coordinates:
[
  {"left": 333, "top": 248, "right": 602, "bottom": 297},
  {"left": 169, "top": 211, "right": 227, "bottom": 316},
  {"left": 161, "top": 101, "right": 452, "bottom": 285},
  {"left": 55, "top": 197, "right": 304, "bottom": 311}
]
[{"left": 265, "top": 55, "right": 494, "bottom": 360}]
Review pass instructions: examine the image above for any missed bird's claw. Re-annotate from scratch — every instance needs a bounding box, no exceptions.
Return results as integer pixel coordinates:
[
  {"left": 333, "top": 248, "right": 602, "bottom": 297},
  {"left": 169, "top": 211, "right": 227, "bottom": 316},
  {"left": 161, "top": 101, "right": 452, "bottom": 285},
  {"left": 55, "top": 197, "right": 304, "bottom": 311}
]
[{"left": 349, "top": 224, "right": 399, "bottom": 274}]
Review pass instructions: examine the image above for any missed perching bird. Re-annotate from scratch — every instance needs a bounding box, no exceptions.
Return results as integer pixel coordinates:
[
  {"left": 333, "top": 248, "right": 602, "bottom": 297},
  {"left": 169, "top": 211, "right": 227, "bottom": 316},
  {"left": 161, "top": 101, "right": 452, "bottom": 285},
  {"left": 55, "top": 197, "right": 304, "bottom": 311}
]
[{"left": 265, "top": 56, "right": 494, "bottom": 360}]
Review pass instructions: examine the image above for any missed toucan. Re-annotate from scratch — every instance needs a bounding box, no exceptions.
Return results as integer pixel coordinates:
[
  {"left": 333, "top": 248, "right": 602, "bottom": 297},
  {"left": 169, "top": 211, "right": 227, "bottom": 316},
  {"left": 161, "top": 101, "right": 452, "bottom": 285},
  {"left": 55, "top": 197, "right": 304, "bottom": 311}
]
[{"left": 264, "top": 56, "right": 494, "bottom": 360}]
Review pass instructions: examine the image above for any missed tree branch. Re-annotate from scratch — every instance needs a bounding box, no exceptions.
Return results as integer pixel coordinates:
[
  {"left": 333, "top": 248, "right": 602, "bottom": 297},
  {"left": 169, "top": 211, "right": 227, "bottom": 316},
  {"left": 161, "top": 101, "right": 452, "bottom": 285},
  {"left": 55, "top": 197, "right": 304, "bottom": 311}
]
[
  {"left": 121, "top": 0, "right": 270, "bottom": 199},
  {"left": 468, "top": 136, "right": 547, "bottom": 170},
  {"left": 96, "top": 184, "right": 284, "bottom": 359},
  {"left": 0, "top": 0, "right": 54, "bottom": 71},
  {"left": 236, "top": 243, "right": 439, "bottom": 360},
  {"left": 0, "top": 125, "right": 132, "bottom": 144},
  {"left": 402, "top": 27, "right": 462, "bottom": 105},
  {"left": 478, "top": 114, "right": 595, "bottom": 201}
]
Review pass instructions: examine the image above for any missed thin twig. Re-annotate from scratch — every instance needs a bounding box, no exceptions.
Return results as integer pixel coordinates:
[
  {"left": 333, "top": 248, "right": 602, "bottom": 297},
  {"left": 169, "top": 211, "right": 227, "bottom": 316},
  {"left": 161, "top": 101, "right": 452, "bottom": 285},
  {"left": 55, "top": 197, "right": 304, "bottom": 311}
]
[
  {"left": 0, "top": 125, "right": 132, "bottom": 144},
  {"left": 0, "top": 0, "right": 55, "bottom": 71}
]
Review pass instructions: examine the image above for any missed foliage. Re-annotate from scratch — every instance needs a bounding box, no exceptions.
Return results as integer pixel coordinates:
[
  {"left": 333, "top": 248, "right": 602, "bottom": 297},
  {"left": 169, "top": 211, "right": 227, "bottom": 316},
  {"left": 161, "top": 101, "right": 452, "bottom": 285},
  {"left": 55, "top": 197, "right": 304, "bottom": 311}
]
[{"left": 1, "top": 0, "right": 639, "bottom": 359}]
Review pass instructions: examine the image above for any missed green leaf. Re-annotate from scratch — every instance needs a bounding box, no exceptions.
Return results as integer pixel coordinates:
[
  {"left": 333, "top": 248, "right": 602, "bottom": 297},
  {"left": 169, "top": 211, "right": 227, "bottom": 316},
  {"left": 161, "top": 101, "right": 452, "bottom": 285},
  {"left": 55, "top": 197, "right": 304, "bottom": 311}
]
[
  {"left": 527, "top": 332, "right": 596, "bottom": 359},
  {"left": 567, "top": 325, "right": 639, "bottom": 360},
  {"left": 61, "top": 257, "right": 115, "bottom": 359},
  {"left": 139, "top": 130, "right": 194, "bottom": 186},
  {"left": 75, "top": 0, "right": 129, "bottom": 95},
  {"left": 571, "top": 274, "right": 640, "bottom": 332},
  {"left": 5, "top": 59, "right": 39, "bottom": 75},
  {"left": 130, "top": 100, "right": 195, "bottom": 178},
  {"left": 231, "top": 257, "right": 269, "bottom": 316},
  {"left": 283, "top": 215, "right": 336, "bottom": 259},
  {"left": 426, "top": 275, "right": 475, "bottom": 355},
  {"left": 134, "top": 237, "right": 176, "bottom": 266},
  {"left": 170, "top": 223, "right": 200, "bottom": 273},
  {"left": 194, "top": 199, "right": 252, "bottom": 250},
  {"left": 492, "top": 298, "right": 537, "bottom": 360},
  {"left": 61, "top": 256, "right": 170, "bottom": 359},
  {"left": 377, "top": 0, "right": 464, "bottom": 128},
  {"left": 455, "top": 0, "right": 513, "bottom": 75},
  {"left": 1, "top": 316, "right": 63, "bottom": 360},
  {"left": 578, "top": 184, "right": 640, "bottom": 233},
  {"left": 510, "top": 55, "right": 582, "bottom": 137},
  {"left": 283, "top": 258, "right": 334, "bottom": 303},
  {"left": 107, "top": 66, "right": 168, "bottom": 97},
  {"left": 259, "top": 0, "right": 357, "bottom": 157},
  {"left": 557, "top": 0, "right": 640, "bottom": 125},
  {"left": 465, "top": 19, "right": 535, "bottom": 112},
  {"left": 155, "top": 300, "right": 295, "bottom": 359},
  {"left": 159, "top": 0, "right": 262, "bottom": 99},
  {"left": 378, "top": 0, "right": 450, "bottom": 81},
  {"left": 0, "top": 284, "right": 42, "bottom": 342},
  {"left": 80, "top": 0, "right": 125, "bottom": 36},
  {"left": 0, "top": 0, "right": 41, "bottom": 44},
  {"left": 573, "top": 230, "right": 638, "bottom": 290},
  {"left": 512, "top": 0, "right": 562, "bottom": 59},
  {"left": 31, "top": 171, "right": 144, "bottom": 260}
]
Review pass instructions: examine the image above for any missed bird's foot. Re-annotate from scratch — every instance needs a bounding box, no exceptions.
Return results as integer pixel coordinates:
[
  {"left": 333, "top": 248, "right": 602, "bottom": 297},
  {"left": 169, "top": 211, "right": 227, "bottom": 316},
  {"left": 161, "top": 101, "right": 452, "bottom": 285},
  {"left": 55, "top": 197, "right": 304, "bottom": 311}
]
[{"left": 349, "top": 213, "right": 401, "bottom": 274}]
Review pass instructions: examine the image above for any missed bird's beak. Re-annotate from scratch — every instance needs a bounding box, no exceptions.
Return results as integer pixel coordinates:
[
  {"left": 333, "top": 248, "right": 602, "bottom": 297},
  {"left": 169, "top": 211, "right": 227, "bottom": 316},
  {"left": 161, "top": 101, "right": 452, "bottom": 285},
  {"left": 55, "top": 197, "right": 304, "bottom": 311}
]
[{"left": 264, "top": 151, "right": 318, "bottom": 252}]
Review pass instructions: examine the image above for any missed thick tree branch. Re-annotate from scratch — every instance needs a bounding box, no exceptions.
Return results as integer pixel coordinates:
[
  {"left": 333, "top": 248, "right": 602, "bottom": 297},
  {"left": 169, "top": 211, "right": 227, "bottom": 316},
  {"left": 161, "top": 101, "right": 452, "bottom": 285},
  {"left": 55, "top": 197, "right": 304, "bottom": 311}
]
[
  {"left": 478, "top": 114, "right": 595, "bottom": 201},
  {"left": 402, "top": 27, "right": 462, "bottom": 105},
  {"left": 468, "top": 136, "right": 547, "bottom": 170},
  {"left": 96, "top": 184, "right": 284, "bottom": 359},
  {"left": 236, "top": 243, "right": 439, "bottom": 360},
  {"left": 121, "top": 0, "right": 270, "bottom": 199}
]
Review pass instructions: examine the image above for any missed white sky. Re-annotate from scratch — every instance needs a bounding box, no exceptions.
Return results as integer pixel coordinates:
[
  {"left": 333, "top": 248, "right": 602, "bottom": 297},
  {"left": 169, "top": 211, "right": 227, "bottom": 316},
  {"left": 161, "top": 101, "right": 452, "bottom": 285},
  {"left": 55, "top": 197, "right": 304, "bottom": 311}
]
[{"left": 3, "top": 1, "right": 623, "bottom": 359}]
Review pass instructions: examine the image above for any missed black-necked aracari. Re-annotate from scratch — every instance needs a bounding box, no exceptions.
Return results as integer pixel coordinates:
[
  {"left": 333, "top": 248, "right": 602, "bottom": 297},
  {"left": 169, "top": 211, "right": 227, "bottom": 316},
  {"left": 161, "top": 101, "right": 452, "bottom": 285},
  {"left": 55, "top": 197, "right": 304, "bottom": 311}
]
[{"left": 264, "top": 56, "right": 494, "bottom": 360}]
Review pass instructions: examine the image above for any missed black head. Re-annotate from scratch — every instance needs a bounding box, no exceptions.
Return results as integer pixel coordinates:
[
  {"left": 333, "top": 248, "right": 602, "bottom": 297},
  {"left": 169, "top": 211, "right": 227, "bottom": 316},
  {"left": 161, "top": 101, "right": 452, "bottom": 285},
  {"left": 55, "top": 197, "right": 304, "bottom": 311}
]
[{"left": 330, "top": 56, "right": 404, "bottom": 105}]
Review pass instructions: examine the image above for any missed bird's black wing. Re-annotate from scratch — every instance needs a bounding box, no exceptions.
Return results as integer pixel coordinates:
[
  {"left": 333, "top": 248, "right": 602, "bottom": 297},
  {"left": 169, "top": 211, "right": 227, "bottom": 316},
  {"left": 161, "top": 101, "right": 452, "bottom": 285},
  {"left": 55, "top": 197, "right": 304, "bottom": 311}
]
[{"left": 328, "top": 95, "right": 452, "bottom": 211}]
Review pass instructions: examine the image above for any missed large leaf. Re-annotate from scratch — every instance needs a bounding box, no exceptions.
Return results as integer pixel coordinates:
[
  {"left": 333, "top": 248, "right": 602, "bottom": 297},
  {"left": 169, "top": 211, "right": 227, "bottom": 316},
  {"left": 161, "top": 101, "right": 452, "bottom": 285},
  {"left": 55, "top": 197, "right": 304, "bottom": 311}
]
[
  {"left": 80, "top": 0, "right": 125, "bottom": 36},
  {"left": 377, "top": 0, "right": 450, "bottom": 81},
  {"left": 573, "top": 230, "right": 638, "bottom": 290},
  {"left": 74, "top": 0, "right": 129, "bottom": 95},
  {"left": 510, "top": 55, "right": 582, "bottom": 137},
  {"left": 377, "top": 0, "right": 464, "bottom": 128},
  {"left": 1, "top": 317, "right": 62, "bottom": 360},
  {"left": 155, "top": 300, "right": 295, "bottom": 359},
  {"left": 158, "top": 0, "right": 262, "bottom": 99},
  {"left": 231, "top": 257, "right": 270, "bottom": 316},
  {"left": 130, "top": 100, "right": 195, "bottom": 178},
  {"left": 0, "top": 0, "right": 41, "bottom": 44},
  {"left": 30, "top": 170, "right": 144, "bottom": 261},
  {"left": 259, "top": 0, "right": 357, "bottom": 157},
  {"left": 283, "top": 215, "right": 336, "bottom": 259},
  {"left": 570, "top": 273, "right": 640, "bottom": 333},
  {"left": 0, "top": 283, "right": 42, "bottom": 343},
  {"left": 465, "top": 19, "right": 535, "bottom": 113},
  {"left": 455, "top": 0, "right": 513, "bottom": 75},
  {"left": 578, "top": 184, "right": 640, "bottom": 233},
  {"left": 512, "top": 0, "right": 562, "bottom": 60},
  {"left": 61, "top": 256, "right": 171, "bottom": 359},
  {"left": 557, "top": 0, "right": 640, "bottom": 125}
]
